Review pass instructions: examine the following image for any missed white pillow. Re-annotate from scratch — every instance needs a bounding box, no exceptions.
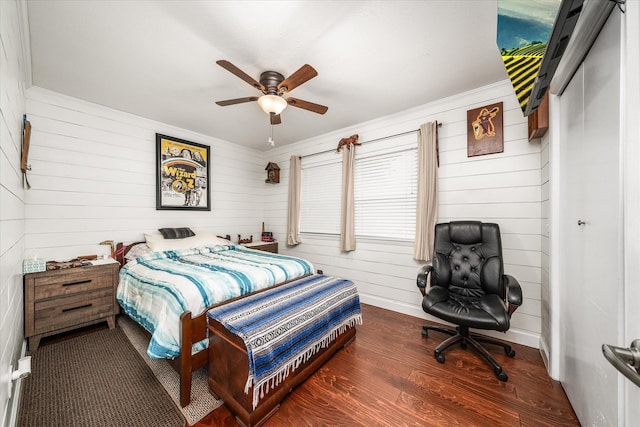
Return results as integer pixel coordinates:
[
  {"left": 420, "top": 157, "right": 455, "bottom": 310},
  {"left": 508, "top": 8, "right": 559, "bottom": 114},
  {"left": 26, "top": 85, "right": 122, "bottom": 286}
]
[
  {"left": 144, "top": 232, "right": 233, "bottom": 252},
  {"left": 124, "top": 243, "right": 153, "bottom": 260}
]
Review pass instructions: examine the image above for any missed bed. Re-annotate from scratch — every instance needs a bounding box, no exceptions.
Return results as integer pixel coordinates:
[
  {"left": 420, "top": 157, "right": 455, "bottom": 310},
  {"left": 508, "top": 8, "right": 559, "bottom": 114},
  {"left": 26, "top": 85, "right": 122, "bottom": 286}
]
[{"left": 115, "top": 231, "right": 314, "bottom": 407}]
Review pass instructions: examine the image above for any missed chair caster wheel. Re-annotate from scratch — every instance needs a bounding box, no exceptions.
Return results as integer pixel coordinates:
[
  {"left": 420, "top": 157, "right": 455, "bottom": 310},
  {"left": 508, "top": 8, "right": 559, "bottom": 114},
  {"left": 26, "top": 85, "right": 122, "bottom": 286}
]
[
  {"left": 422, "top": 328, "right": 428, "bottom": 337},
  {"left": 435, "top": 352, "right": 445, "bottom": 363},
  {"left": 505, "top": 348, "right": 516, "bottom": 357},
  {"left": 496, "top": 370, "right": 508, "bottom": 381}
]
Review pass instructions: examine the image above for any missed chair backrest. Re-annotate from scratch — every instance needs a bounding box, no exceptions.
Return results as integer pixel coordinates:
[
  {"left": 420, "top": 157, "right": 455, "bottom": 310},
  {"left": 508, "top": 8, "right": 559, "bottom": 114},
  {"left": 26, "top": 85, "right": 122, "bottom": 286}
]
[{"left": 431, "top": 221, "right": 504, "bottom": 298}]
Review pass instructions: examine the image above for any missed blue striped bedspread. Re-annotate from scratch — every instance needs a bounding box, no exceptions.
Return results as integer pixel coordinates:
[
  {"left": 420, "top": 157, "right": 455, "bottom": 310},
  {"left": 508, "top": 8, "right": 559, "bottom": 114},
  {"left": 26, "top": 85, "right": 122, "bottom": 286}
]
[
  {"left": 206, "top": 274, "right": 362, "bottom": 410},
  {"left": 116, "top": 244, "right": 314, "bottom": 359}
]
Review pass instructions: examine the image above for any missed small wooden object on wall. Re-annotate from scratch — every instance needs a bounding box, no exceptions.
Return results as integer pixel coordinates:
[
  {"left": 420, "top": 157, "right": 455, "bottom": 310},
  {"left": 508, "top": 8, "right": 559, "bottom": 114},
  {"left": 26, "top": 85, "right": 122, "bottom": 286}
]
[
  {"left": 467, "top": 102, "right": 504, "bottom": 157},
  {"left": 265, "top": 162, "right": 280, "bottom": 183},
  {"left": 528, "top": 90, "right": 549, "bottom": 140},
  {"left": 336, "top": 134, "right": 360, "bottom": 152}
]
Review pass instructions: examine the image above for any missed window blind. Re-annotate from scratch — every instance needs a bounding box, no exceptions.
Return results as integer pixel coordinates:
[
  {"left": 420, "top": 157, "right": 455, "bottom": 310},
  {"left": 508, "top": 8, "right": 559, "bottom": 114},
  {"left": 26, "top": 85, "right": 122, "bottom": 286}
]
[
  {"left": 300, "top": 152, "right": 341, "bottom": 234},
  {"left": 354, "top": 132, "right": 418, "bottom": 240}
]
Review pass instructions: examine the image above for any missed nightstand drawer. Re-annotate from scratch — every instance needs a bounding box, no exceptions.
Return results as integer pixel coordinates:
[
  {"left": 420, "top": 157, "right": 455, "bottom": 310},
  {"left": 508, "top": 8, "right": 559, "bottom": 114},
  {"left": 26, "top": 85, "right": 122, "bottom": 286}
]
[
  {"left": 34, "top": 271, "right": 113, "bottom": 300},
  {"left": 33, "top": 288, "right": 114, "bottom": 334}
]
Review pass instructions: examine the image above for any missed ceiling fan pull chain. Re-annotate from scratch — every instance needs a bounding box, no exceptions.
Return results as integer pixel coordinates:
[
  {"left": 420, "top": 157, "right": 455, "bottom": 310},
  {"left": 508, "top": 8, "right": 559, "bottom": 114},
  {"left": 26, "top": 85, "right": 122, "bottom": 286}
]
[{"left": 268, "top": 125, "right": 275, "bottom": 147}]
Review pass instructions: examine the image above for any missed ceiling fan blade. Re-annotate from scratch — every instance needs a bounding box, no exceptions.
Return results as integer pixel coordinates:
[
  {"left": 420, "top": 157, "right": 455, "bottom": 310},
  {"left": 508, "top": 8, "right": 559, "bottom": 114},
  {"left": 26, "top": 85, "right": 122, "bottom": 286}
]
[
  {"left": 216, "top": 60, "right": 265, "bottom": 92},
  {"left": 270, "top": 114, "right": 282, "bottom": 125},
  {"left": 215, "top": 96, "right": 258, "bottom": 106},
  {"left": 286, "top": 97, "right": 328, "bottom": 114},
  {"left": 278, "top": 64, "right": 318, "bottom": 93}
]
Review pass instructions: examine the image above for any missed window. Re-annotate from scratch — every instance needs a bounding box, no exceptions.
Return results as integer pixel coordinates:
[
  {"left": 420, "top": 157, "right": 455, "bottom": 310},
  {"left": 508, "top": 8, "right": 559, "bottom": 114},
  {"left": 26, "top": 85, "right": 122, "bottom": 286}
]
[
  {"left": 300, "top": 152, "right": 341, "bottom": 234},
  {"left": 354, "top": 133, "right": 417, "bottom": 240},
  {"left": 300, "top": 131, "right": 418, "bottom": 241}
]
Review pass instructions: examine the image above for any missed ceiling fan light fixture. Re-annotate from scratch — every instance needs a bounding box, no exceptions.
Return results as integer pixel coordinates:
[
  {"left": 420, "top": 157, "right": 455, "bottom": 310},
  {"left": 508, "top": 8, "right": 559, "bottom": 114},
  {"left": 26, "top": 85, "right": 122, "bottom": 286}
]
[{"left": 258, "top": 94, "right": 287, "bottom": 115}]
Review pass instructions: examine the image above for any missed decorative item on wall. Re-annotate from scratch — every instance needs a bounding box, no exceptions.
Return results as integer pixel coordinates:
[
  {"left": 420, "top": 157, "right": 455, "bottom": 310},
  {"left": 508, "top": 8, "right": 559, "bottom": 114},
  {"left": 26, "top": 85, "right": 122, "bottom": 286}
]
[
  {"left": 336, "top": 134, "right": 360, "bottom": 152},
  {"left": 265, "top": 162, "right": 280, "bottom": 183},
  {"left": 21, "top": 115, "right": 32, "bottom": 189},
  {"left": 467, "top": 102, "right": 504, "bottom": 157},
  {"left": 156, "top": 134, "right": 211, "bottom": 211},
  {"left": 528, "top": 90, "right": 549, "bottom": 140}
]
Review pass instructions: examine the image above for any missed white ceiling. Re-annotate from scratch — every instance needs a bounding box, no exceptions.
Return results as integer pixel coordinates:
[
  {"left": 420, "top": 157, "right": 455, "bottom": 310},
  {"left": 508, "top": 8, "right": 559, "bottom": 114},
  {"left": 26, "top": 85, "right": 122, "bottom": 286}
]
[{"left": 26, "top": 1, "right": 508, "bottom": 151}]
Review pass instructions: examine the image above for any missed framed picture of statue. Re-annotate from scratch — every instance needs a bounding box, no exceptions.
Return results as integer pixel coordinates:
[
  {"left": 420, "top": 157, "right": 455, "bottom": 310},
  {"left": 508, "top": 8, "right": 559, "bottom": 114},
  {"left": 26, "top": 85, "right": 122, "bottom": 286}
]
[
  {"left": 156, "top": 133, "right": 211, "bottom": 211},
  {"left": 467, "top": 102, "right": 504, "bottom": 157}
]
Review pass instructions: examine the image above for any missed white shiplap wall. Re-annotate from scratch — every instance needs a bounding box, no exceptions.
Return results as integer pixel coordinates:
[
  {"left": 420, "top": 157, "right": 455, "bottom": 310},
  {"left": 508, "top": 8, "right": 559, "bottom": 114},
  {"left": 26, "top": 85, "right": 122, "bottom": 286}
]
[
  {"left": 263, "top": 80, "right": 542, "bottom": 347},
  {"left": 24, "top": 87, "right": 267, "bottom": 261},
  {"left": 539, "top": 126, "right": 552, "bottom": 368},
  {"left": 0, "top": 0, "right": 29, "bottom": 424}
]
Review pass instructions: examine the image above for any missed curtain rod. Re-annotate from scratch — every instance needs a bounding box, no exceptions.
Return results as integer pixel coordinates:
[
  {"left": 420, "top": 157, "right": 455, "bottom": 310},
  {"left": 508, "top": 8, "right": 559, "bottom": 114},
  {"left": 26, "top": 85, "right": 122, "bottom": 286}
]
[{"left": 300, "top": 122, "right": 442, "bottom": 159}]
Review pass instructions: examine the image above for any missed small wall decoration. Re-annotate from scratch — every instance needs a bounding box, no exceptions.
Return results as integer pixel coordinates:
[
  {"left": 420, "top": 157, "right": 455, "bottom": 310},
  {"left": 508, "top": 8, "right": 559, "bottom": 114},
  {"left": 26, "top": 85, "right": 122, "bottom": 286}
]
[
  {"left": 21, "top": 115, "right": 32, "bottom": 189},
  {"left": 265, "top": 162, "right": 280, "bottom": 183},
  {"left": 156, "top": 133, "right": 211, "bottom": 211},
  {"left": 336, "top": 134, "right": 360, "bottom": 152},
  {"left": 467, "top": 102, "right": 504, "bottom": 157}
]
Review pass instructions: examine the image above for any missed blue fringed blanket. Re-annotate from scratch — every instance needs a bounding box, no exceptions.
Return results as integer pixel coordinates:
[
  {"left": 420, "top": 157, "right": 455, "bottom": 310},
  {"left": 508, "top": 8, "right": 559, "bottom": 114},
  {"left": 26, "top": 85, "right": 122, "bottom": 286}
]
[{"left": 206, "top": 274, "right": 362, "bottom": 410}]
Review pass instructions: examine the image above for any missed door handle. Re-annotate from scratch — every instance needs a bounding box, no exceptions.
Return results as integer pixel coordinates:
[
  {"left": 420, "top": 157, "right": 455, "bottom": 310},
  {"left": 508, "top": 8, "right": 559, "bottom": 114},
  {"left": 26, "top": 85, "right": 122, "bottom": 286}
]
[
  {"left": 602, "top": 339, "right": 640, "bottom": 388},
  {"left": 577, "top": 220, "right": 586, "bottom": 226}
]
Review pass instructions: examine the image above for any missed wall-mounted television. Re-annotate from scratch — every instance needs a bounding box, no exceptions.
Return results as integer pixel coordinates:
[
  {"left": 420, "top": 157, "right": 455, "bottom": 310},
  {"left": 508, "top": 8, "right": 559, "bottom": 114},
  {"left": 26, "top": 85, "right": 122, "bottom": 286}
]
[{"left": 498, "top": 0, "right": 584, "bottom": 116}]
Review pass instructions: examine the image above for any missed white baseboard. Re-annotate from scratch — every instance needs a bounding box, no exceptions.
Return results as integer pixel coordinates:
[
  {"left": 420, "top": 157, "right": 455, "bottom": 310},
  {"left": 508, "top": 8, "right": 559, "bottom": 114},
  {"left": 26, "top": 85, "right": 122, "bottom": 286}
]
[
  {"left": 359, "top": 293, "right": 541, "bottom": 349},
  {"left": 7, "top": 340, "right": 27, "bottom": 427}
]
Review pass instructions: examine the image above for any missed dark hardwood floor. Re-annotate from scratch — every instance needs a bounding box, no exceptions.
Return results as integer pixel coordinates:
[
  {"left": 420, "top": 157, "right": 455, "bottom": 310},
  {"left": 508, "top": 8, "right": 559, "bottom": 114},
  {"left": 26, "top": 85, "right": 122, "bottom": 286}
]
[{"left": 193, "top": 303, "right": 580, "bottom": 427}]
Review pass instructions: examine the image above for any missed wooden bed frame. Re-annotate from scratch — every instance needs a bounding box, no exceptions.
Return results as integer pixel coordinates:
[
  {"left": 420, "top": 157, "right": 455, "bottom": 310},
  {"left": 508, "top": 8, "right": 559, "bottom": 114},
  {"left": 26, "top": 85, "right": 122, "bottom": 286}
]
[
  {"left": 207, "top": 316, "right": 357, "bottom": 427},
  {"left": 115, "top": 241, "right": 312, "bottom": 408}
]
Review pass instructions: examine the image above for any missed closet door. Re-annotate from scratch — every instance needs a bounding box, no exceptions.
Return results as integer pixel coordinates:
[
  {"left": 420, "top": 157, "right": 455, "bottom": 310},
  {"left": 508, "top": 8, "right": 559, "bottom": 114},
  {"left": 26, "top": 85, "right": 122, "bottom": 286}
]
[{"left": 558, "top": 10, "right": 622, "bottom": 425}]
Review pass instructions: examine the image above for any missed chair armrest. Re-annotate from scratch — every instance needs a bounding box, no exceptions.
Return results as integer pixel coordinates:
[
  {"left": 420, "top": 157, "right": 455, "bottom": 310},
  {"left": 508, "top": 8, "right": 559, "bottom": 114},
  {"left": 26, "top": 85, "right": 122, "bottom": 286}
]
[
  {"left": 417, "top": 264, "right": 433, "bottom": 296},
  {"left": 504, "top": 274, "right": 523, "bottom": 316}
]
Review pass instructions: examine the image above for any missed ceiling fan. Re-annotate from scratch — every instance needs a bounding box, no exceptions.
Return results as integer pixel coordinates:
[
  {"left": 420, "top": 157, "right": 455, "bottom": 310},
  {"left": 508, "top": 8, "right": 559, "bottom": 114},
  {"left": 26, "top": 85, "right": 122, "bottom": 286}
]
[{"left": 215, "top": 60, "right": 328, "bottom": 125}]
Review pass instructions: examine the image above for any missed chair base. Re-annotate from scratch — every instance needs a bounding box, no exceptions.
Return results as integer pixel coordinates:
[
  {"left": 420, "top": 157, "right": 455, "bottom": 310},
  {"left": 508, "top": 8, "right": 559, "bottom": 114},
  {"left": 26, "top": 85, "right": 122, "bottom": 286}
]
[{"left": 421, "top": 324, "right": 515, "bottom": 381}]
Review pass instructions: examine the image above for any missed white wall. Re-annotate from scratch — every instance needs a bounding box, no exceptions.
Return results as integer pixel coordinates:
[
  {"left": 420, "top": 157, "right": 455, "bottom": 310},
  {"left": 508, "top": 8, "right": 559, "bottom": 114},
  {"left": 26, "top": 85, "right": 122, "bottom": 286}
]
[
  {"left": 0, "top": 0, "right": 29, "bottom": 425},
  {"left": 24, "top": 87, "right": 267, "bottom": 261},
  {"left": 539, "top": 127, "right": 551, "bottom": 368},
  {"left": 264, "top": 80, "right": 542, "bottom": 348}
]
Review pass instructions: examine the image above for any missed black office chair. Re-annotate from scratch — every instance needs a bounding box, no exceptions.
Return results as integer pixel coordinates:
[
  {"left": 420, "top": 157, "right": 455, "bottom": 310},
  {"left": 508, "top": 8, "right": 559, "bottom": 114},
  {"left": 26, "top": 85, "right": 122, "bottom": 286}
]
[{"left": 416, "top": 221, "right": 523, "bottom": 381}]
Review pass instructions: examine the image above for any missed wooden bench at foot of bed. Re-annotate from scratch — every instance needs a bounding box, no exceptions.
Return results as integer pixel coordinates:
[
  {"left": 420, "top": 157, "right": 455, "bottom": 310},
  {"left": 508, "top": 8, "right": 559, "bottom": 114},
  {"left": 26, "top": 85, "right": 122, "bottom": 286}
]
[
  {"left": 206, "top": 274, "right": 361, "bottom": 427},
  {"left": 207, "top": 322, "right": 356, "bottom": 427}
]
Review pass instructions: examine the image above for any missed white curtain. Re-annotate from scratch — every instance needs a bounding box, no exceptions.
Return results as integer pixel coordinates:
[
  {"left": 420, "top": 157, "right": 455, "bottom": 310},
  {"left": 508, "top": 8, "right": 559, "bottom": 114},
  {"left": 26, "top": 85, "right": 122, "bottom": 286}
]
[
  {"left": 340, "top": 146, "right": 356, "bottom": 251},
  {"left": 414, "top": 121, "right": 439, "bottom": 261},
  {"left": 287, "top": 155, "right": 302, "bottom": 245}
]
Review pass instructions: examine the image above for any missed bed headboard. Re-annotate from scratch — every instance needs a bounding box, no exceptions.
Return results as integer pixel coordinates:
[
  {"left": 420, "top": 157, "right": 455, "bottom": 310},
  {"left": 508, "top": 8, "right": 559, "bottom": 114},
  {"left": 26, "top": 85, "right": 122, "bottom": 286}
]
[{"left": 115, "top": 241, "right": 144, "bottom": 266}]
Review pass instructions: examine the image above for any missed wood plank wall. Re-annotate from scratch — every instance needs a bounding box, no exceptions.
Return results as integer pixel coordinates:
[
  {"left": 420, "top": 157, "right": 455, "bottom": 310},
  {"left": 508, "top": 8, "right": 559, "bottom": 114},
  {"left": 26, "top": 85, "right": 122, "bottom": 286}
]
[
  {"left": 0, "top": 0, "right": 29, "bottom": 419},
  {"left": 24, "top": 87, "right": 266, "bottom": 261},
  {"left": 262, "top": 80, "right": 542, "bottom": 348}
]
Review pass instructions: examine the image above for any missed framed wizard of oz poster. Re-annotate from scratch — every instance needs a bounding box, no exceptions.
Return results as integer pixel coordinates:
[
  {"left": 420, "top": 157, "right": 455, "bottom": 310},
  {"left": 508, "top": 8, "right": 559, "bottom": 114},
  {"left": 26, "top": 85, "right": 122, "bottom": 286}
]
[
  {"left": 467, "top": 102, "right": 504, "bottom": 157},
  {"left": 156, "top": 133, "right": 211, "bottom": 211}
]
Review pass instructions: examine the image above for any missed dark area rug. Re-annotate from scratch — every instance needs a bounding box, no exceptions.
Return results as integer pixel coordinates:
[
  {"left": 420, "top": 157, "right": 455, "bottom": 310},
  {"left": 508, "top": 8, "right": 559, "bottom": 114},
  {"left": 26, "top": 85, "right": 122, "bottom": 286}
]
[{"left": 17, "top": 327, "right": 185, "bottom": 427}]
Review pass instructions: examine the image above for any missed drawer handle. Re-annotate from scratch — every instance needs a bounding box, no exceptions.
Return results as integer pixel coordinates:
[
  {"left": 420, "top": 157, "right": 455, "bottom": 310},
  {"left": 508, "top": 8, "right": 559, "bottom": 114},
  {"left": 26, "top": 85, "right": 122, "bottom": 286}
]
[
  {"left": 62, "top": 279, "right": 92, "bottom": 287},
  {"left": 62, "top": 303, "right": 92, "bottom": 312}
]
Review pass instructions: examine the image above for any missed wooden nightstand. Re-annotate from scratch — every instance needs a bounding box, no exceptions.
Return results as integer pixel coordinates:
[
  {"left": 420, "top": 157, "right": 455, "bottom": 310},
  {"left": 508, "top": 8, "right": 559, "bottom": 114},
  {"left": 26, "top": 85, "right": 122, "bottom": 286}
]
[
  {"left": 24, "top": 260, "right": 120, "bottom": 351},
  {"left": 241, "top": 241, "right": 278, "bottom": 254}
]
